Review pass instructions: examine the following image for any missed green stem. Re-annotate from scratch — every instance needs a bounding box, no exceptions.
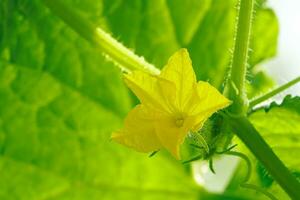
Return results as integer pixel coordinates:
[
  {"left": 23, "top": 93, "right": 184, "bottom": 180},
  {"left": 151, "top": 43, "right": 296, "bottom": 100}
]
[
  {"left": 225, "top": 0, "right": 254, "bottom": 114},
  {"left": 241, "top": 184, "right": 278, "bottom": 200},
  {"left": 250, "top": 76, "right": 300, "bottom": 107},
  {"left": 225, "top": 151, "right": 278, "bottom": 200},
  {"left": 43, "top": 0, "right": 159, "bottom": 75},
  {"left": 225, "top": 151, "right": 252, "bottom": 182},
  {"left": 224, "top": 1, "right": 300, "bottom": 198},
  {"left": 227, "top": 116, "right": 300, "bottom": 199}
]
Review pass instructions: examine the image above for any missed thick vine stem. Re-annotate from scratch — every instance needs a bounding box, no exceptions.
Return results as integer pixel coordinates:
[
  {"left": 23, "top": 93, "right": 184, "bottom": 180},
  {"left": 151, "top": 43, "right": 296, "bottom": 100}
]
[
  {"left": 225, "top": 0, "right": 254, "bottom": 115},
  {"left": 224, "top": 0, "right": 300, "bottom": 198},
  {"left": 43, "top": 0, "right": 160, "bottom": 75},
  {"left": 227, "top": 116, "right": 300, "bottom": 199}
]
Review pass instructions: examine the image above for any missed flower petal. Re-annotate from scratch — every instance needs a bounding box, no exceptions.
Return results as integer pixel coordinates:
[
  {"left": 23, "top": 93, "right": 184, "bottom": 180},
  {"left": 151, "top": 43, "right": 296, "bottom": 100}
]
[
  {"left": 124, "top": 71, "right": 174, "bottom": 113},
  {"left": 154, "top": 114, "right": 196, "bottom": 159},
  {"left": 196, "top": 81, "right": 231, "bottom": 113},
  {"left": 160, "top": 49, "right": 196, "bottom": 111},
  {"left": 111, "top": 105, "right": 161, "bottom": 152},
  {"left": 188, "top": 81, "right": 231, "bottom": 130}
]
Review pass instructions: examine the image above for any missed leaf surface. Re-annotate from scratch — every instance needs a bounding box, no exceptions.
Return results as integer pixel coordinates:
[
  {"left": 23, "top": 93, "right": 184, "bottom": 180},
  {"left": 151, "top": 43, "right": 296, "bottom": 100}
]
[{"left": 249, "top": 96, "right": 300, "bottom": 170}]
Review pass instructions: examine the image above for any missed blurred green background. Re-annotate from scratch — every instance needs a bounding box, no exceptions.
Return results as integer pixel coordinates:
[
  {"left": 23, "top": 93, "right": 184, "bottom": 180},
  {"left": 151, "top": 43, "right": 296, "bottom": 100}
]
[{"left": 2, "top": 0, "right": 298, "bottom": 199}]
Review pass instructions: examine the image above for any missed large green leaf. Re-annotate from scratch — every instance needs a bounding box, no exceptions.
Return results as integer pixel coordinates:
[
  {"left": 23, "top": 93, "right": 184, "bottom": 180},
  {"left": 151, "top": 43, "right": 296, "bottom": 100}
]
[
  {"left": 1, "top": 2, "right": 131, "bottom": 117},
  {"left": 0, "top": 48, "right": 199, "bottom": 200},
  {"left": 249, "top": 95, "right": 300, "bottom": 171},
  {"left": 249, "top": 8, "right": 278, "bottom": 67},
  {"left": 103, "top": 0, "right": 278, "bottom": 88},
  {"left": 0, "top": 0, "right": 200, "bottom": 199}
]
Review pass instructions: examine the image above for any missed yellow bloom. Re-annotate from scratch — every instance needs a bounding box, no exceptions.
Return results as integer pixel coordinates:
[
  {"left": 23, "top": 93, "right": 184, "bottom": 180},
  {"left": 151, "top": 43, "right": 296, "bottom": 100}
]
[{"left": 112, "top": 49, "right": 231, "bottom": 159}]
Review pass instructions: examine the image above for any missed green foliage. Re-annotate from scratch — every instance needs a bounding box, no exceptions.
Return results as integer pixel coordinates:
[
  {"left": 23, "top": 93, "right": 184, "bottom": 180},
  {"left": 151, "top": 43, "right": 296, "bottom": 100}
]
[
  {"left": 246, "top": 6, "right": 278, "bottom": 99},
  {"left": 0, "top": 61, "right": 204, "bottom": 199},
  {"left": 249, "top": 8, "right": 278, "bottom": 67},
  {"left": 0, "top": 0, "right": 199, "bottom": 199},
  {"left": 256, "top": 162, "right": 274, "bottom": 188},
  {"left": 103, "top": 0, "right": 278, "bottom": 88},
  {"left": 250, "top": 95, "right": 300, "bottom": 172},
  {"left": 0, "top": 0, "right": 284, "bottom": 199},
  {"left": 227, "top": 96, "right": 300, "bottom": 199},
  {"left": 235, "top": 95, "right": 300, "bottom": 199},
  {"left": 246, "top": 70, "right": 275, "bottom": 99}
]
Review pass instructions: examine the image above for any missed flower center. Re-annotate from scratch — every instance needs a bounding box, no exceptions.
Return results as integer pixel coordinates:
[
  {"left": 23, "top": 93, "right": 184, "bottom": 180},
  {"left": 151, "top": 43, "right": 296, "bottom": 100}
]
[{"left": 175, "top": 117, "right": 184, "bottom": 127}]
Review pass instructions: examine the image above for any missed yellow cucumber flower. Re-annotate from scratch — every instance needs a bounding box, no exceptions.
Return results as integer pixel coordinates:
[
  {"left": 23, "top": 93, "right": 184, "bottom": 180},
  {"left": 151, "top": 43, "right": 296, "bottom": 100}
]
[{"left": 112, "top": 49, "right": 231, "bottom": 159}]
